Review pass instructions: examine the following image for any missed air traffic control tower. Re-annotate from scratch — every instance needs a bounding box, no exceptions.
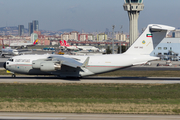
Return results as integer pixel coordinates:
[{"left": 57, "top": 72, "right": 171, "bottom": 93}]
[{"left": 123, "top": 0, "right": 144, "bottom": 46}]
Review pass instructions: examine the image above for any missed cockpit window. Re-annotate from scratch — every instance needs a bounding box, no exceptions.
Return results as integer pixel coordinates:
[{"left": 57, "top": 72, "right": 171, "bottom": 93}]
[{"left": 8, "top": 58, "right": 13, "bottom": 62}]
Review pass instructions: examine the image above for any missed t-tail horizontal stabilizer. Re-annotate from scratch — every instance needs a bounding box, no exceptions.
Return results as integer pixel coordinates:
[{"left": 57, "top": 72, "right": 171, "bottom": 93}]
[{"left": 124, "top": 24, "right": 175, "bottom": 55}]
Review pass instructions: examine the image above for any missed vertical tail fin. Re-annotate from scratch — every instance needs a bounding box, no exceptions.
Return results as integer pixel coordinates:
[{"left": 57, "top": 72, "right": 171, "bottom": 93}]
[
  {"left": 63, "top": 40, "right": 70, "bottom": 47},
  {"left": 124, "top": 24, "right": 175, "bottom": 55},
  {"left": 60, "top": 40, "right": 65, "bottom": 46},
  {"left": 33, "top": 39, "right": 38, "bottom": 45}
]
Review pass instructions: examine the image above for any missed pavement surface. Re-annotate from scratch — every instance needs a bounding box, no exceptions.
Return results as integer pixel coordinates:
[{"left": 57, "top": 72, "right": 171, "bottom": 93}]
[
  {"left": 0, "top": 76, "right": 180, "bottom": 84},
  {"left": 0, "top": 112, "right": 180, "bottom": 120}
]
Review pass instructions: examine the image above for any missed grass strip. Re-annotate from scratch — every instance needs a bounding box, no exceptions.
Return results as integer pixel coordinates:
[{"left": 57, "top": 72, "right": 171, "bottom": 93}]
[
  {"left": 0, "top": 83, "right": 179, "bottom": 114},
  {"left": 0, "top": 102, "right": 179, "bottom": 114},
  {"left": 0, "top": 83, "right": 180, "bottom": 100}
]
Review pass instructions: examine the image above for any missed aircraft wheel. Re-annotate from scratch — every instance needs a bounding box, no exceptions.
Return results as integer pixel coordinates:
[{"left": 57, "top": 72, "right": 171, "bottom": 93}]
[{"left": 12, "top": 74, "right": 16, "bottom": 78}]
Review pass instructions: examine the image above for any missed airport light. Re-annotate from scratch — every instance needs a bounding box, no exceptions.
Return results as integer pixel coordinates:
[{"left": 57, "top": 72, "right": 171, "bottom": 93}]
[
  {"left": 120, "top": 25, "right": 123, "bottom": 54},
  {"left": 112, "top": 25, "right": 115, "bottom": 54}
]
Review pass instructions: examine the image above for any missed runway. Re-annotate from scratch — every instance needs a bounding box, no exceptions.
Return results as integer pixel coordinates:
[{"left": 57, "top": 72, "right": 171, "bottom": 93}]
[
  {"left": 1, "top": 76, "right": 180, "bottom": 84},
  {"left": 0, "top": 112, "right": 180, "bottom": 120}
]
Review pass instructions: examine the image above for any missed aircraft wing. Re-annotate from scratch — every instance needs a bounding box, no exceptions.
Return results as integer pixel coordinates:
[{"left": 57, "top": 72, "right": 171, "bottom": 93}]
[{"left": 50, "top": 55, "right": 83, "bottom": 68}]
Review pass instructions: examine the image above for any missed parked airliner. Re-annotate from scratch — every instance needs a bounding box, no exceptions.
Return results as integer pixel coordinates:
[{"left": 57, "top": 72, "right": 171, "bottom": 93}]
[
  {"left": 0, "top": 40, "right": 19, "bottom": 57},
  {"left": 60, "top": 40, "right": 79, "bottom": 50},
  {"left": 61, "top": 40, "right": 99, "bottom": 51},
  {"left": 10, "top": 39, "right": 38, "bottom": 48},
  {"left": 4, "top": 24, "right": 175, "bottom": 77}
]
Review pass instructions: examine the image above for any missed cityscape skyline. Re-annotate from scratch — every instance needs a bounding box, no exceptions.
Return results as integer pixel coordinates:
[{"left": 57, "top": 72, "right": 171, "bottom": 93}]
[{"left": 0, "top": 0, "right": 179, "bottom": 33}]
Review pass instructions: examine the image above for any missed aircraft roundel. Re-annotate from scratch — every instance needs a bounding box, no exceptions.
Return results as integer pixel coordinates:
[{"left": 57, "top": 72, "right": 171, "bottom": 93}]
[{"left": 142, "top": 40, "right": 146, "bottom": 44}]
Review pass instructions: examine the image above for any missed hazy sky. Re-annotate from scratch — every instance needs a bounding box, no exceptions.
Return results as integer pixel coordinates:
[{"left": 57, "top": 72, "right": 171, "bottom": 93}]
[{"left": 0, "top": 0, "right": 179, "bottom": 33}]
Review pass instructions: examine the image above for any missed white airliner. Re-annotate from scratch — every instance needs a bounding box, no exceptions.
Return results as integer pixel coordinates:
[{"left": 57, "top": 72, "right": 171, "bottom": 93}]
[
  {"left": 4, "top": 24, "right": 175, "bottom": 77},
  {"left": 1, "top": 40, "right": 19, "bottom": 57},
  {"left": 10, "top": 33, "right": 38, "bottom": 48},
  {"left": 60, "top": 40, "right": 79, "bottom": 50},
  {"left": 61, "top": 40, "right": 99, "bottom": 51},
  {"left": 10, "top": 39, "right": 38, "bottom": 48},
  {"left": 77, "top": 45, "right": 99, "bottom": 51}
]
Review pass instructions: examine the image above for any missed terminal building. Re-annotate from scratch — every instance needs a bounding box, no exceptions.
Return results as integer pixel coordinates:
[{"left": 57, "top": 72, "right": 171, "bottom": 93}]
[{"left": 151, "top": 38, "right": 180, "bottom": 61}]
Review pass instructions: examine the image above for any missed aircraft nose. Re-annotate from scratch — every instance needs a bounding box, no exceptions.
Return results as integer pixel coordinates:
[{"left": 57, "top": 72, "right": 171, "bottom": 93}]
[{"left": 3, "top": 62, "right": 6, "bottom": 69}]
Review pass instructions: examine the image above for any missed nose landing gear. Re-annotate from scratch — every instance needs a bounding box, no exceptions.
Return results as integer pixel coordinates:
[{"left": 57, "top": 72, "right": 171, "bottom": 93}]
[{"left": 12, "top": 74, "right": 16, "bottom": 78}]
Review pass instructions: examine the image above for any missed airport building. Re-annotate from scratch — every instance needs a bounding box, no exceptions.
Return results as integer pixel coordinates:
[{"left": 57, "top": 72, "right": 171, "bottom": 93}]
[
  {"left": 151, "top": 38, "right": 180, "bottom": 60},
  {"left": 172, "top": 29, "right": 180, "bottom": 38}
]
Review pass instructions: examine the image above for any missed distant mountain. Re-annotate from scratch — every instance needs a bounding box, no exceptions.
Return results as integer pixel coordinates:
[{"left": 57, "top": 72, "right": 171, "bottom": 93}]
[
  {"left": 0, "top": 26, "right": 29, "bottom": 31},
  {"left": 0, "top": 26, "right": 79, "bottom": 36},
  {"left": 0, "top": 26, "right": 18, "bottom": 31},
  {"left": 58, "top": 29, "right": 79, "bottom": 33}
]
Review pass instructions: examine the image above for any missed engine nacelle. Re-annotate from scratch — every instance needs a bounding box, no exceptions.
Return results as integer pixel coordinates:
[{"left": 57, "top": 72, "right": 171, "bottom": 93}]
[
  {"left": 32, "top": 59, "right": 46, "bottom": 69},
  {"left": 40, "top": 61, "right": 61, "bottom": 71}
]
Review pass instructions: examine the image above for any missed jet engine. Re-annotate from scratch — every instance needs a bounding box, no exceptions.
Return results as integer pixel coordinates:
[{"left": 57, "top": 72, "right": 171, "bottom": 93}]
[
  {"left": 40, "top": 61, "right": 61, "bottom": 71},
  {"left": 32, "top": 59, "right": 61, "bottom": 71},
  {"left": 32, "top": 59, "right": 46, "bottom": 69}
]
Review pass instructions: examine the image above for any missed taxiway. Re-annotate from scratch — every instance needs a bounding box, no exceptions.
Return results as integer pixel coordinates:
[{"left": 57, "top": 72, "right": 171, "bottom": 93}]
[
  {"left": 0, "top": 76, "right": 180, "bottom": 84},
  {"left": 0, "top": 112, "right": 180, "bottom": 120}
]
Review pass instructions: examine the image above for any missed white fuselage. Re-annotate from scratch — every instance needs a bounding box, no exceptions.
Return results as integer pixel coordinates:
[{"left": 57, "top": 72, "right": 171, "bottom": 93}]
[
  {"left": 1, "top": 47, "right": 19, "bottom": 56},
  {"left": 10, "top": 43, "right": 34, "bottom": 48},
  {"left": 4, "top": 54, "right": 158, "bottom": 77},
  {"left": 77, "top": 46, "right": 99, "bottom": 51},
  {"left": 66, "top": 46, "right": 79, "bottom": 50}
]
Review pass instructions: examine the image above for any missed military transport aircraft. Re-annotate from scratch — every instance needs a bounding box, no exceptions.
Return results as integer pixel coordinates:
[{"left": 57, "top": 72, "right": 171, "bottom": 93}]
[{"left": 3, "top": 24, "right": 175, "bottom": 77}]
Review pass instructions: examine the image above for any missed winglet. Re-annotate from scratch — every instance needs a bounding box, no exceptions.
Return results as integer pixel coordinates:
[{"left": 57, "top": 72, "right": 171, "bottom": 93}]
[{"left": 82, "top": 57, "right": 89, "bottom": 68}]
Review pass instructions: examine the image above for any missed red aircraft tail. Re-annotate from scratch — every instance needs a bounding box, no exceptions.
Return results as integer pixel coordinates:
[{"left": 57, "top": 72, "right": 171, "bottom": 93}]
[
  {"left": 2, "top": 39, "right": 5, "bottom": 49},
  {"left": 60, "top": 40, "right": 66, "bottom": 46},
  {"left": 63, "top": 40, "right": 70, "bottom": 47}
]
